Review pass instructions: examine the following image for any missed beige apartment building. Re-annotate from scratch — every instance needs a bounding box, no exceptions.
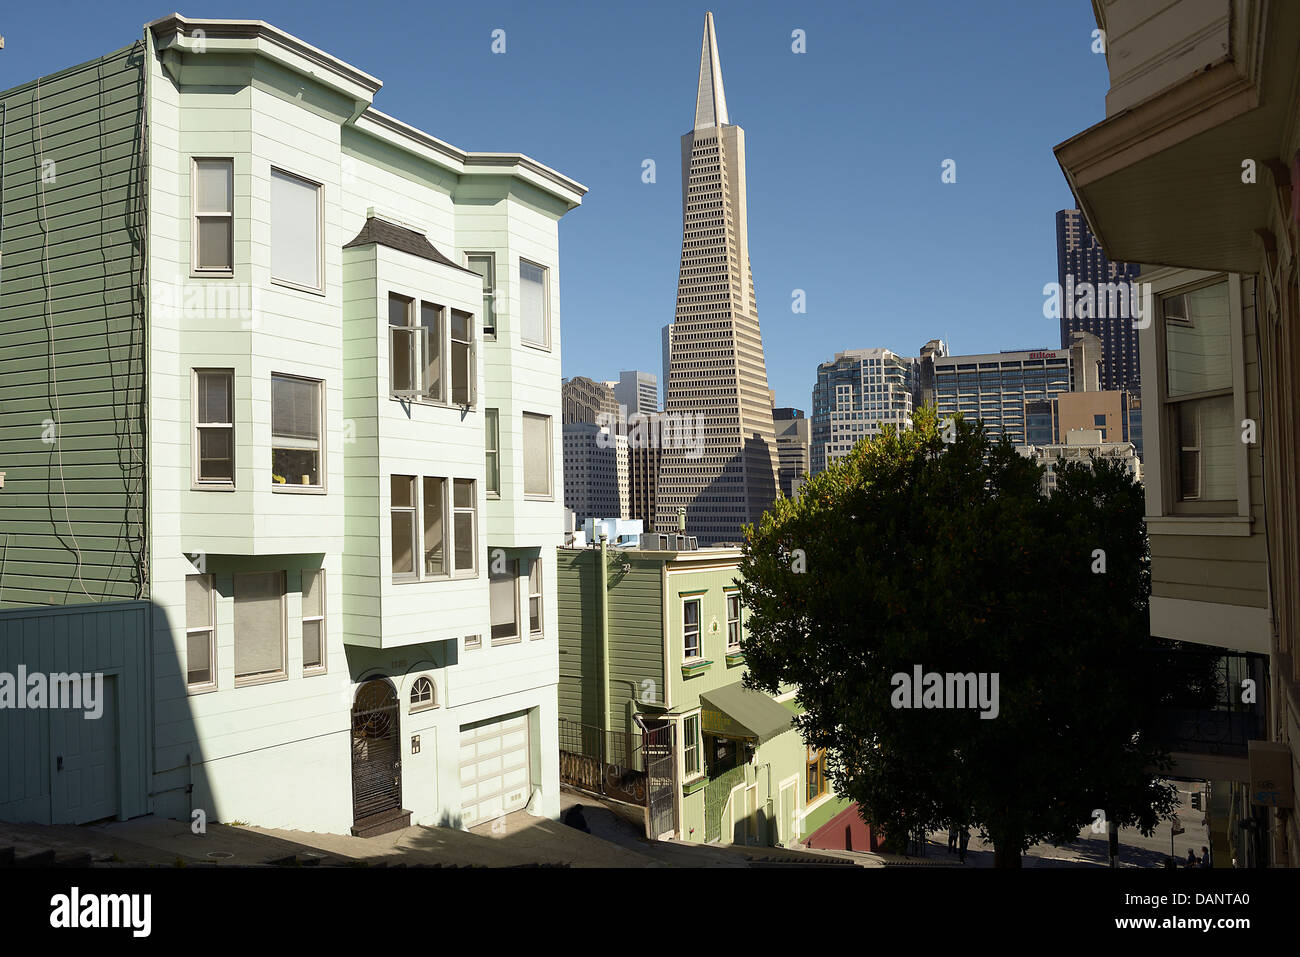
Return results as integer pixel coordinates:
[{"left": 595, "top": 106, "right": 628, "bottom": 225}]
[{"left": 1057, "top": 0, "right": 1300, "bottom": 866}]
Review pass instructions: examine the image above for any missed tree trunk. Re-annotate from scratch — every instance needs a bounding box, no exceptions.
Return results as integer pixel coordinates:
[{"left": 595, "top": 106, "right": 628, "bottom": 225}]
[{"left": 993, "top": 842, "right": 1022, "bottom": 868}]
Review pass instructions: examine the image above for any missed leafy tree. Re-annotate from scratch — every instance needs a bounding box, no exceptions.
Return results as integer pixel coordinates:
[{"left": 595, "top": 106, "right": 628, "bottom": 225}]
[{"left": 739, "top": 406, "right": 1184, "bottom": 866}]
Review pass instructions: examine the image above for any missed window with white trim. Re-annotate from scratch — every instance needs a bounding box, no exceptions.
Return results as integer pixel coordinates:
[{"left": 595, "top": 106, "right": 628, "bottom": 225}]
[
  {"left": 683, "top": 714, "right": 701, "bottom": 777},
  {"left": 520, "top": 259, "right": 550, "bottom": 348},
  {"left": 523, "top": 412, "right": 553, "bottom": 498},
  {"left": 301, "top": 569, "right": 325, "bottom": 673},
  {"left": 410, "top": 676, "right": 436, "bottom": 712},
  {"left": 391, "top": 475, "right": 476, "bottom": 581},
  {"left": 528, "top": 558, "right": 543, "bottom": 637},
  {"left": 1161, "top": 279, "right": 1236, "bottom": 511},
  {"left": 389, "top": 295, "right": 446, "bottom": 403},
  {"left": 466, "top": 253, "right": 496, "bottom": 340},
  {"left": 270, "top": 167, "right": 322, "bottom": 291},
  {"left": 186, "top": 574, "right": 215, "bottom": 689},
  {"left": 192, "top": 158, "right": 233, "bottom": 274},
  {"left": 683, "top": 598, "right": 701, "bottom": 659},
  {"left": 234, "top": 571, "right": 286, "bottom": 683},
  {"left": 194, "top": 369, "right": 234, "bottom": 486},
  {"left": 271, "top": 373, "right": 323, "bottom": 489},
  {"left": 485, "top": 408, "right": 501, "bottom": 498},
  {"left": 490, "top": 558, "right": 520, "bottom": 644},
  {"left": 726, "top": 592, "right": 742, "bottom": 650}
]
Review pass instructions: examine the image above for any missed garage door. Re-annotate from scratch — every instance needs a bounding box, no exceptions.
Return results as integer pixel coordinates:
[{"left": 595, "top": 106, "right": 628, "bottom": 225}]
[{"left": 459, "top": 711, "right": 531, "bottom": 828}]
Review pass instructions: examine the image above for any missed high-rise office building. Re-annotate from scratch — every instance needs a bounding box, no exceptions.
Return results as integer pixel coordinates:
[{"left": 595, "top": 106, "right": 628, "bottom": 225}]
[
  {"left": 660, "top": 323, "right": 674, "bottom": 409},
  {"left": 627, "top": 412, "right": 664, "bottom": 526},
  {"left": 562, "top": 375, "right": 618, "bottom": 425},
  {"left": 563, "top": 422, "right": 627, "bottom": 524},
  {"left": 772, "top": 407, "right": 810, "bottom": 497},
  {"left": 1056, "top": 208, "right": 1142, "bottom": 392},
  {"left": 810, "top": 348, "right": 916, "bottom": 475},
  {"left": 656, "top": 13, "right": 780, "bottom": 544},
  {"left": 614, "top": 370, "right": 659, "bottom": 416},
  {"left": 932, "top": 347, "right": 1072, "bottom": 447}
]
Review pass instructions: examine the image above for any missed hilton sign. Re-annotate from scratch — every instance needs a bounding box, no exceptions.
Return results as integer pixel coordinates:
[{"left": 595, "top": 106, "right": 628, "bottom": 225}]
[{"left": 1026, "top": 351, "right": 1060, "bottom": 360}]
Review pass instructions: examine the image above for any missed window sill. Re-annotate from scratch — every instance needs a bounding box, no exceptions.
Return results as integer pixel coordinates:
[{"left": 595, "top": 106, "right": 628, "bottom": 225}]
[
  {"left": 521, "top": 340, "right": 552, "bottom": 353},
  {"left": 303, "top": 667, "right": 328, "bottom": 678},
  {"left": 270, "top": 277, "right": 326, "bottom": 297},
  {"left": 682, "top": 658, "right": 712, "bottom": 678},
  {"left": 492, "top": 635, "right": 522, "bottom": 647},
  {"left": 1145, "top": 515, "right": 1253, "bottom": 537},
  {"left": 189, "top": 269, "right": 235, "bottom": 281},
  {"left": 410, "top": 704, "right": 440, "bottom": 715},
  {"left": 530, "top": 630, "right": 544, "bottom": 640},
  {"left": 725, "top": 650, "right": 745, "bottom": 667},
  {"left": 682, "top": 775, "right": 707, "bottom": 797},
  {"left": 392, "top": 571, "right": 478, "bottom": 585},
  {"left": 234, "top": 672, "right": 288, "bottom": 688},
  {"left": 271, "top": 485, "right": 326, "bottom": 495},
  {"left": 186, "top": 682, "right": 219, "bottom": 696},
  {"left": 523, "top": 493, "right": 555, "bottom": 502},
  {"left": 389, "top": 395, "right": 476, "bottom": 413},
  {"left": 192, "top": 482, "right": 237, "bottom": 492}
]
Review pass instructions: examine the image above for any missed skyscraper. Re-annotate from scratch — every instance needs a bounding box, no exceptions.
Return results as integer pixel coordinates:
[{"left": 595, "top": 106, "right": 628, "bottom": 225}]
[
  {"left": 656, "top": 12, "right": 779, "bottom": 544},
  {"left": 772, "top": 407, "right": 810, "bottom": 497},
  {"left": 1056, "top": 208, "right": 1142, "bottom": 392},
  {"left": 614, "top": 370, "right": 659, "bottom": 416},
  {"left": 810, "top": 348, "right": 917, "bottom": 475}
]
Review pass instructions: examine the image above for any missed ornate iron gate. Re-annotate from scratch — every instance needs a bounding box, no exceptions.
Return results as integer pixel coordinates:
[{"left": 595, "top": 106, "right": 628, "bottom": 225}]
[
  {"left": 351, "top": 679, "right": 401, "bottom": 822},
  {"left": 643, "top": 722, "right": 676, "bottom": 840}
]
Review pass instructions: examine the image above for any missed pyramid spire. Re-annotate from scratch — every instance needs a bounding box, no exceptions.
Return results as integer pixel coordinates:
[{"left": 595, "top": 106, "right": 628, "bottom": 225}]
[{"left": 693, "top": 12, "right": 729, "bottom": 130}]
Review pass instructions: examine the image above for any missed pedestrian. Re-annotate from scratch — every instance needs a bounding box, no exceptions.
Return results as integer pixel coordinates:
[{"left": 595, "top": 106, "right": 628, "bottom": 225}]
[
  {"left": 958, "top": 827, "right": 970, "bottom": 863},
  {"left": 1185, "top": 848, "right": 1197, "bottom": 868},
  {"left": 948, "top": 825, "right": 959, "bottom": 853},
  {"left": 1200, "top": 846, "right": 1211, "bottom": 869}
]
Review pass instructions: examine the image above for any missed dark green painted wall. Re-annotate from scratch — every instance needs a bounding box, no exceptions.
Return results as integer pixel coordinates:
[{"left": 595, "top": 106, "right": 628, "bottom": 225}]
[
  {"left": 556, "top": 548, "right": 665, "bottom": 731},
  {"left": 0, "top": 43, "right": 148, "bottom": 608}
]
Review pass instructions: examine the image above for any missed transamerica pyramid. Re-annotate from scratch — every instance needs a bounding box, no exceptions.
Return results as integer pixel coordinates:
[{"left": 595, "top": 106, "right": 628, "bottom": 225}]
[{"left": 656, "top": 12, "right": 780, "bottom": 545}]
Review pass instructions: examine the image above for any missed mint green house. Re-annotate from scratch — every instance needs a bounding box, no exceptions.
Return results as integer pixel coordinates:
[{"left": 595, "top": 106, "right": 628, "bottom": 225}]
[
  {"left": 0, "top": 14, "right": 584, "bottom": 834},
  {"left": 556, "top": 543, "right": 853, "bottom": 847}
]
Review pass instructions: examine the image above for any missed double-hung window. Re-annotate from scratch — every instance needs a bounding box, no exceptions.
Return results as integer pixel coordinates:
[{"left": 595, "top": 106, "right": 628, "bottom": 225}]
[
  {"left": 726, "top": 592, "right": 742, "bottom": 650},
  {"left": 523, "top": 412, "right": 553, "bottom": 498},
  {"left": 453, "top": 479, "right": 476, "bottom": 573},
  {"left": 528, "top": 558, "right": 543, "bottom": 637},
  {"left": 423, "top": 477, "right": 446, "bottom": 576},
  {"left": 271, "top": 374, "right": 323, "bottom": 488},
  {"left": 466, "top": 253, "right": 496, "bottom": 340},
  {"left": 192, "top": 158, "right": 233, "bottom": 274},
  {"left": 1161, "top": 280, "right": 1236, "bottom": 510},
  {"left": 807, "top": 747, "right": 827, "bottom": 802},
  {"left": 450, "top": 309, "right": 475, "bottom": 406},
  {"left": 683, "top": 598, "right": 701, "bottom": 659},
  {"left": 485, "top": 409, "right": 501, "bottom": 497},
  {"left": 683, "top": 714, "right": 701, "bottom": 778},
  {"left": 270, "top": 167, "right": 322, "bottom": 292},
  {"left": 186, "top": 574, "right": 216, "bottom": 690},
  {"left": 391, "top": 475, "right": 418, "bottom": 579},
  {"left": 194, "top": 369, "right": 234, "bottom": 486},
  {"left": 301, "top": 569, "right": 325, "bottom": 673}
]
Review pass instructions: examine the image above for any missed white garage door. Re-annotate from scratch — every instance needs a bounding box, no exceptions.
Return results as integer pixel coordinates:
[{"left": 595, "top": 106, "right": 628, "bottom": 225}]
[{"left": 459, "top": 711, "right": 532, "bottom": 829}]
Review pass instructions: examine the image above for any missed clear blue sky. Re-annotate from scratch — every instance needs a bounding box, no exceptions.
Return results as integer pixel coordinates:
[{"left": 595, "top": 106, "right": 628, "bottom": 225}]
[{"left": 0, "top": 0, "right": 1107, "bottom": 412}]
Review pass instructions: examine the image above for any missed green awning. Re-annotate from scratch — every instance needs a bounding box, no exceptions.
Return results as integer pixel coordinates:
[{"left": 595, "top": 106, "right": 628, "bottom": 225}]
[{"left": 699, "top": 683, "right": 794, "bottom": 745}]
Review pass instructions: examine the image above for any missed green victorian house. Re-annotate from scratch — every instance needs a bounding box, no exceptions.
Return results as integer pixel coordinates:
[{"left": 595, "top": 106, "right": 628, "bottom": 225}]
[{"left": 556, "top": 540, "right": 861, "bottom": 848}]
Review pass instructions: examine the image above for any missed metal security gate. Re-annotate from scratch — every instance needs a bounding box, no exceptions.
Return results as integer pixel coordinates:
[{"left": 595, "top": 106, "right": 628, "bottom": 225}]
[
  {"left": 351, "top": 679, "right": 401, "bottom": 823},
  {"left": 643, "top": 721, "right": 676, "bottom": 840}
]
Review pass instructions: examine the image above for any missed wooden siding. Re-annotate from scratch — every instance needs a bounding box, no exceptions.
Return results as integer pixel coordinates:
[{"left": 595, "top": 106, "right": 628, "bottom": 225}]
[
  {"left": 556, "top": 549, "right": 665, "bottom": 729},
  {"left": 0, "top": 600, "right": 151, "bottom": 823},
  {"left": 0, "top": 44, "right": 148, "bottom": 608}
]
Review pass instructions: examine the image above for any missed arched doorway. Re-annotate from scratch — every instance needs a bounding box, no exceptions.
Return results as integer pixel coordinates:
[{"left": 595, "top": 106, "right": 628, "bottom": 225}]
[{"left": 351, "top": 678, "right": 401, "bottom": 826}]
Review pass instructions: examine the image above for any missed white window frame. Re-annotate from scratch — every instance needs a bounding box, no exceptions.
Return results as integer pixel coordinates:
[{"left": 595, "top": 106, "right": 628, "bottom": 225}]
[
  {"left": 725, "top": 590, "right": 741, "bottom": 650},
  {"left": 185, "top": 573, "right": 217, "bottom": 692},
  {"left": 452, "top": 479, "right": 478, "bottom": 576},
  {"left": 233, "top": 570, "right": 287, "bottom": 687},
  {"left": 449, "top": 308, "right": 476, "bottom": 408},
  {"left": 522, "top": 412, "right": 554, "bottom": 500},
  {"left": 301, "top": 568, "right": 326, "bottom": 675},
  {"left": 270, "top": 373, "right": 325, "bottom": 492},
  {"left": 682, "top": 712, "right": 702, "bottom": 781},
  {"left": 682, "top": 597, "right": 702, "bottom": 660},
  {"left": 192, "top": 368, "right": 235, "bottom": 489},
  {"left": 464, "top": 634, "right": 482, "bottom": 651},
  {"left": 390, "top": 475, "right": 478, "bottom": 583},
  {"left": 409, "top": 676, "right": 437, "bottom": 713},
  {"left": 190, "top": 157, "right": 234, "bottom": 277},
  {"left": 491, "top": 558, "right": 521, "bottom": 646},
  {"left": 485, "top": 408, "right": 501, "bottom": 499},
  {"left": 1140, "top": 268, "right": 1253, "bottom": 536},
  {"left": 269, "top": 166, "right": 324, "bottom": 294},
  {"left": 519, "top": 258, "right": 551, "bottom": 350},
  {"left": 465, "top": 252, "right": 497, "bottom": 341},
  {"left": 391, "top": 474, "right": 419, "bottom": 581},
  {"left": 528, "top": 557, "right": 543, "bottom": 638}
]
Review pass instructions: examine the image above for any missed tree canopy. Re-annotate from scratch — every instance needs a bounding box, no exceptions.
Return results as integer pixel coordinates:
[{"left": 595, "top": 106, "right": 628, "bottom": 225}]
[{"left": 738, "top": 406, "right": 1190, "bottom": 866}]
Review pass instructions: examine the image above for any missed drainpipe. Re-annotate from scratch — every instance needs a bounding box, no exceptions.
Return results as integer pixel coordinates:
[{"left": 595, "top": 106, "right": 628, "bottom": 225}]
[{"left": 599, "top": 532, "right": 610, "bottom": 743}]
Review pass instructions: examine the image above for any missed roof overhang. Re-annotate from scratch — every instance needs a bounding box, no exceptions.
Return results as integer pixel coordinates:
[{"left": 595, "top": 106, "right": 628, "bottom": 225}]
[
  {"left": 699, "top": 683, "right": 794, "bottom": 745},
  {"left": 1054, "top": 2, "right": 1300, "bottom": 273}
]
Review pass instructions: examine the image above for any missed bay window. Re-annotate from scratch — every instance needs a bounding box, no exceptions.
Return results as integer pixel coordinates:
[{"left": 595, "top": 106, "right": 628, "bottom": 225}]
[{"left": 271, "top": 373, "right": 322, "bottom": 488}]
